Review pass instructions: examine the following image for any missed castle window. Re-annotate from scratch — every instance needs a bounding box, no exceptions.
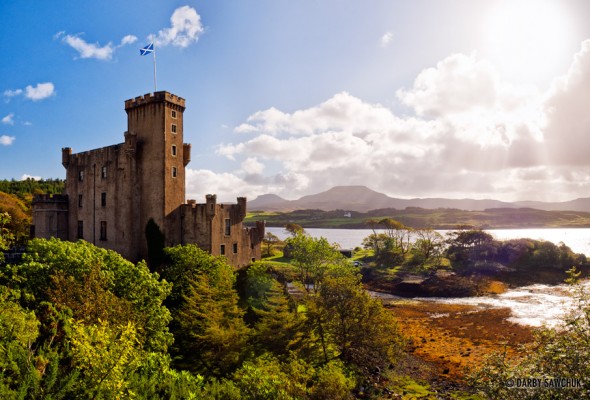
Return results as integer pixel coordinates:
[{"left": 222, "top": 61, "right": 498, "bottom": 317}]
[
  {"left": 78, "top": 194, "right": 83, "bottom": 208},
  {"left": 171, "top": 124, "right": 177, "bottom": 134},
  {"left": 101, "top": 192, "right": 106, "bottom": 207},
  {"left": 100, "top": 221, "right": 107, "bottom": 241},
  {"left": 220, "top": 244, "right": 226, "bottom": 255},
  {"left": 224, "top": 218, "right": 231, "bottom": 236},
  {"left": 233, "top": 243, "right": 238, "bottom": 254},
  {"left": 172, "top": 167, "right": 177, "bottom": 178},
  {"left": 171, "top": 145, "right": 177, "bottom": 156},
  {"left": 171, "top": 110, "right": 177, "bottom": 119},
  {"left": 101, "top": 166, "right": 107, "bottom": 179},
  {"left": 79, "top": 170, "right": 84, "bottom": 181},
  {"left": 77, "top": 221, "right": 83, "bottom": 239}
]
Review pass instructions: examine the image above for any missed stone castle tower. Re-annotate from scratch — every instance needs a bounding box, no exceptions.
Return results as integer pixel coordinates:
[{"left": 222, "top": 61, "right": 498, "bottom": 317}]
[{"left": 33, "top": 91, "right": 264, "bottom": 266}]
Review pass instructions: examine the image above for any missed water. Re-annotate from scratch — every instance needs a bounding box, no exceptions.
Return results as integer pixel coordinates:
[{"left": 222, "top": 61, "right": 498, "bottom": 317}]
[
  {"left": 266, "top": 227, "right": 590, "bottom": 256},
  {"left": 267, "top": 226, "right": 590, "bottom": 327},
  {"left": 414, "top": 283, "right": 584, "bottom": 328}
]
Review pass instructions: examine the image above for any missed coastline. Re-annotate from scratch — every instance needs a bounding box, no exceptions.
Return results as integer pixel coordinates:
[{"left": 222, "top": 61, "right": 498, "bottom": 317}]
[{"left": 387, "top": 301, "right": 534, "bottom": 382}]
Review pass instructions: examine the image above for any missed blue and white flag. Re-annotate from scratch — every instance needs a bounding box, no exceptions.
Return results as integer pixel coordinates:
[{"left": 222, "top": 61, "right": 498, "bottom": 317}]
[{"left": 140, "top": 43, "right": 154, "bottom": 56}]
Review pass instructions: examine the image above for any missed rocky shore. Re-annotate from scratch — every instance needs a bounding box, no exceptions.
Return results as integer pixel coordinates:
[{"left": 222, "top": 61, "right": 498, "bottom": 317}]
[{"left": 388, "top": 301, "right": 534, "bottom": 382}]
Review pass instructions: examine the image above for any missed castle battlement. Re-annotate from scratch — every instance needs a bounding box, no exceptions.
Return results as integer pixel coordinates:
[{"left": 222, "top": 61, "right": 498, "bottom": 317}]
[
  {"left": 124, "top": 91, "right": 185, "bottom": 111},
  {"left": 32, "top": 193, "right": 69, "bottom": 203}
]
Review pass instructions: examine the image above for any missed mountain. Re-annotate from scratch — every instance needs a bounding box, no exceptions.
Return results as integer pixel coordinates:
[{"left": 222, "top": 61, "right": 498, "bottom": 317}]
[
  {"left": 247, "top": 194, "right": 290, "bottom": 211},
  {"left": 248, "top": 186, "right": 590, "bottom": 213}
]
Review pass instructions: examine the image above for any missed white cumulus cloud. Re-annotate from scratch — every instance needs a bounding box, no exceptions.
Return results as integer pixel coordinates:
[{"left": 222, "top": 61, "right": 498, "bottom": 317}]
[
  {"left": 3, "top": 83, "right": 55, "bottom": 102},
  {"left": 2, "top": 113, "right": 14, "bottom": 125},
  {"left": 0, "top": 135, "right": 16, "bottom": 146},
  {"left": 25, "top": 83, "right": 55, "bottom": 101},
  {"left": 57, "top": 32, "right": 138, "bottom": 60},
  {"left": 151, "top": 6, "right": 204, "bottom": 48}
]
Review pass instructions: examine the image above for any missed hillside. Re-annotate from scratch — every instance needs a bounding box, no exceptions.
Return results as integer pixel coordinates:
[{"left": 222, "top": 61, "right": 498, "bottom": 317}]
[
  {"left": 246, "top": 207, "right": 590, "bottom": 229},
  {"left": 249, "top": 185, "right": 590, "bottom": 213}
]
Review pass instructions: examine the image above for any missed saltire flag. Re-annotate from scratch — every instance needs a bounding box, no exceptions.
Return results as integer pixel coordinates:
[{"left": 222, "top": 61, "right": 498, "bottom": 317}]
[{"left": 140, "top": 43, "right": 154, "bottom": 56}]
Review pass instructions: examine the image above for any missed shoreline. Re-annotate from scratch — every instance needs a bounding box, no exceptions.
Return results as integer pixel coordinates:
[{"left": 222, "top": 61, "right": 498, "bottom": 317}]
[{"left": 387, "top": 301, "right": 535, "bottom": 382}]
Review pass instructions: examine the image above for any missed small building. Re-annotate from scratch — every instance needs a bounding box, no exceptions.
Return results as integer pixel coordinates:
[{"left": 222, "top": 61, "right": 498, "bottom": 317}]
[{"left": 32, "top": 91, "right": 264, "bottom": 267}]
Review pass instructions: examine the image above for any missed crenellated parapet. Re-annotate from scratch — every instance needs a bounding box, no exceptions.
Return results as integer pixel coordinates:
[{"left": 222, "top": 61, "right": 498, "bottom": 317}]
[
  {"left": 32, "top": 193, "right": 69, "bottom": 204},
  {"left": 124, "top": 91, "right": 185, "bottom": 112}
]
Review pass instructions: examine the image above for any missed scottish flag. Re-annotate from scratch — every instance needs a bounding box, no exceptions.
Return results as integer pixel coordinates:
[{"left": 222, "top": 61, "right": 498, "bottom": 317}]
[{"left": 140, "top": 43, "right": 154, "bottom": 56}]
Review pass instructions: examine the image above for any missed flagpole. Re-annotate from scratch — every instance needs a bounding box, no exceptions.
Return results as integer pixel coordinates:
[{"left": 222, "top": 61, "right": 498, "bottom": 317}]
[{"left": 153, "top": 44, "right": 158, "bottom": 92}]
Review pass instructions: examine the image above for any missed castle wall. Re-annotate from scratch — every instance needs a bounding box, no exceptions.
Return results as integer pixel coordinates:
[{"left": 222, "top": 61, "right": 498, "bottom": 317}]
[
  {"left": 180, "top": 196, "right": 264, "bottom": 267},
  {"left": 31, "top": 194, "right": 69, "bottom": 240},
  {"left": 61, "top": 143, "right": 138, "bottom": 260}
]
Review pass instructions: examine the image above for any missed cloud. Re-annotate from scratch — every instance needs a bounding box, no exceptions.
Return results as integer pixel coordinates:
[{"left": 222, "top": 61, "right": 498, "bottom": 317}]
[
  {"left": 380, "top": 32, "right": 393, "bottom": 47},
  {"left": 202, "top": 40, "right": 590, "bottom": 202},
  {"left": 120, "top": 35, "right": 138, "bottom": 46},
  {"left": 541, "top": 39, "right": 590, "bottom": 166},
  {"left": 151, "top": 6, "right": 204, "bottom": 48},
  {"left": 21, "top": 174, "right": 41, "bottom": 181},
  {"left": 2, "top": 113, "right": 14, "bottom": 125},
  {"left": 0, "top": 135, "right": 15, "bottom": 146},
  {"left": 3, "top": 83, "right": 55, "bottom": 101},
  {"left": 25, "top": 83, "right": 55, "bottom": 101},
  {"left": 3, "top": 89, "right": 22, "bottom": 98},
  {"left": 57, "top": 32, "right": 138, "bottom": 60}
]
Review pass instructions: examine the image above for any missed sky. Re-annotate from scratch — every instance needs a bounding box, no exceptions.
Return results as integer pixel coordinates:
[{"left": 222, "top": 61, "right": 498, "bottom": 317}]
[{"left": 1, "top": 0, "right": 590, "bottom": 203}]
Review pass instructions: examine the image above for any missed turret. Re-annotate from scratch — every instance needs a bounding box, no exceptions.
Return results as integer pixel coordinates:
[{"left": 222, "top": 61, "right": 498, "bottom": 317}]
[
  {"left": 62, "top": 147, "right": 72, "bottom": 168},
  {"left": 237, "top": 197, "right": 247, "bottom": 221},
  {"left": 206, "top": 194, "right": 217, "bottom": 217}
]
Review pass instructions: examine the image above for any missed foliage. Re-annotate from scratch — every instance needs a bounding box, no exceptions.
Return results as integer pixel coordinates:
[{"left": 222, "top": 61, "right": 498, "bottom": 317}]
[
  {"left": 2, "top": 238, "right": 172, "bottom": 352},
  {"left": 0, "top": 193, "right": 29, "bottom": 245},
  {"left": 0, "top": 287, "right": 41, "bottom": 398},
  {"left": 262, "top": 232, "right": 281, "bottom": 257},
  {"left": 166, "top": 245, "right": 249, "bottom": 376},
  {"left": 0, "top": 212, "right": 13, "bottom": 262},
  {"left": 69, "top": 320, "right": 143, "bottom": 399},
  {"left": 307, "top": 273, "right": 404, "bottom": 372},
  {"left": 284, "top": 232, "right": 351, "bottom": 293},
  {"left": 0, "top": 179, "right": 65, "bottom": 198},
  {"left": 162, "top": 244, "right": 229, "bottom": 310},
  {"left": 409, "top": 228, "right": 445, "bottom": 270},
  {"left": 251, "top": 278, "right": 306, "bottom": 359},
  {"left": 284, "top": 223, "right": 304, "bottom": 236}
]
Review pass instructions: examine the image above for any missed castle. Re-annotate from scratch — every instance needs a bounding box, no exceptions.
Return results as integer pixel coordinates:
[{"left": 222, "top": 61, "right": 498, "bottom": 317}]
[{"left": 31, "top": 91, "right": 264, "bottom": 267}]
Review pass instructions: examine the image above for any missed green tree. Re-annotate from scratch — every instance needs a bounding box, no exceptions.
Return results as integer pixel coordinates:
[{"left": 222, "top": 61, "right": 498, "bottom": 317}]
[
  {"left": 69, "top": 320, "right": 143, "bottom": 399},
  {"left": 285, "top": 233, "right": 350, "bottom": 293},
  {"left": 168, "top": 245, "right": 250, "bottom": 376},
  {"left": 252, "top": 279, "right": 306, "bottom": 359},
  {"left": 0, "top": 212, "right": 13, "bottom": 262},
  {"left": 2, "top": 238, "right": 172, "bottom": 352},
  {"left": 409, "top": 228, "right": 445, "bottom": 269},
  {"left": 307, "top": 274, "right": 404, "bottom": 372},
  {"left": 284, "top": 223, "right": 304, "bottom": 236},
  {"left": 0, "top": 287, "right": 41, "bottom": 398},
  {"left": 262, "top": 232, "right": 280, "bottom": 257}
]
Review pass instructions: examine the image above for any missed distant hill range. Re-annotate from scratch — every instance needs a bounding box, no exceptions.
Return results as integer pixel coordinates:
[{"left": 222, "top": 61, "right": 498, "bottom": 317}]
[{"left": 249, "top": 185, "right": 590, "bottom": 213}]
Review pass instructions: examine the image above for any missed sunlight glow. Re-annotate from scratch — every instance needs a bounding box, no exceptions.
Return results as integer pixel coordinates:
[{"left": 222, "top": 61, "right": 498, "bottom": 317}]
[{"left": 483, "top": 0, "right": 573, "bottom": 85}]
